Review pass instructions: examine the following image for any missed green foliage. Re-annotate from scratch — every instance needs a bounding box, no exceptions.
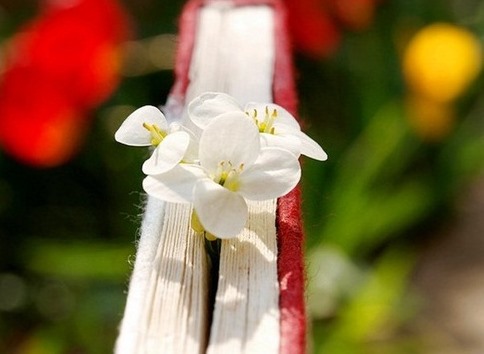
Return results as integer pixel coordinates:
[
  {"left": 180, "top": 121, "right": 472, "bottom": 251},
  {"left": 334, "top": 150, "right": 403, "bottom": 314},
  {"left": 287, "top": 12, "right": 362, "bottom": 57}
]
[{"left": 300, "top": 1, "right": 484, "bottom": 352}]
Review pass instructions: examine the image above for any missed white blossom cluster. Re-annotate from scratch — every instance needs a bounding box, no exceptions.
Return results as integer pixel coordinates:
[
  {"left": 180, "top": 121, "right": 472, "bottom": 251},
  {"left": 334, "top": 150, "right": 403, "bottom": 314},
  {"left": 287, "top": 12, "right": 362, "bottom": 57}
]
[{"left": 115, "top": 92, "right": 327, "bottom": 239}]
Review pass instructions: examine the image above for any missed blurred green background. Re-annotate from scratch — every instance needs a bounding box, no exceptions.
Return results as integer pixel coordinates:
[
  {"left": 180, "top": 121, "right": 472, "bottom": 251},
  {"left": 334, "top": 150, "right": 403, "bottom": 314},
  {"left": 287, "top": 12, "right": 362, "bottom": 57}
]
[{"left": 1, "top": 0, "right": 484, "bottom": 353}]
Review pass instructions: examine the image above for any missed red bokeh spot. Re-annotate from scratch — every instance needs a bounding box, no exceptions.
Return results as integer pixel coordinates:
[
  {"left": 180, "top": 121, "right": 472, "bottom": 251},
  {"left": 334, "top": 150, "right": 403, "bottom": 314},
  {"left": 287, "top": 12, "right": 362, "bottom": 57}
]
[
  {"left": 283, "top": 0, "right": 379, "bottom": 58},
  {"left": 25, "top": 20, "right": 123, "bottom": 108},
  {"left": 0, "top": 0, "right": 130, "bottom": 167},
  {"left": 0, "top": 68, "right": 88, "bottom": 167},
  {"left": 328, "top": 0, "right": 377, "bottom": 31},
  {"left": 285, "top": 0, "right": 341, "bottom": 58}
]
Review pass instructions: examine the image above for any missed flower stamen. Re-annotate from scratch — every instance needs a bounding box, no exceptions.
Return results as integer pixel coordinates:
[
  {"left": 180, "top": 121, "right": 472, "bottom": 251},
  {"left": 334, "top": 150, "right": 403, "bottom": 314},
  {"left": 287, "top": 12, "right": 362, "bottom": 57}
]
[
  {"left": 143, "top": 122, "right": 167, "bottom": 146},
  {"left": 213, "top": 161, "right": 244, "bottom": 191},
  {"left": 247, "top": 106, "right": 278, "bottom": 134}
]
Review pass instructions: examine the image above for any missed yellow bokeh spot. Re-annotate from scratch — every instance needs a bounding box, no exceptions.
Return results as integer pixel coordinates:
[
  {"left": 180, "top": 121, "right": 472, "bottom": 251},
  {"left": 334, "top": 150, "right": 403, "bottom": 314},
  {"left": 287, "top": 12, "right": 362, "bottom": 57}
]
[
  {"left": 406, "top": 94, "right": 454, "bottom": 142},
  {"left": 403, "top": 23, "right": 482, "bottom": 103}
]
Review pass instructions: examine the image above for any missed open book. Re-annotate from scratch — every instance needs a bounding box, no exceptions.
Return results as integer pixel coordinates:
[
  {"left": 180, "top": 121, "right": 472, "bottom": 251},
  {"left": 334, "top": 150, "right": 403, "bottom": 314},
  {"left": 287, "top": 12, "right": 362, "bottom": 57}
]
[{"left": 115, "top": 1, "right": 306, "bottom": 353}]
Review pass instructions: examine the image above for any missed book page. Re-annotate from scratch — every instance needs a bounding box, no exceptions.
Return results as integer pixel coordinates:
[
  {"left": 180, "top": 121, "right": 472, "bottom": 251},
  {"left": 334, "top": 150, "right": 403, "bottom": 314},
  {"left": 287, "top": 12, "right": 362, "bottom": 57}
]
[{"left": 116, "top": 4, "right": 279, "bottom": 354}]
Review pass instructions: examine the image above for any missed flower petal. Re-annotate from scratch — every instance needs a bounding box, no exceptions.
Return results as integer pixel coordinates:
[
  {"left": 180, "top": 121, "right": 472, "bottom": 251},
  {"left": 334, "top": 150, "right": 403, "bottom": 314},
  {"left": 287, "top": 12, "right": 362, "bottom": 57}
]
[
  {"left": 199, "top": 112, "right": 260, "bottom": 172},
  {"left": 175, "top": 124, "right": 200, "bottom": 163},
  {"left": 193, "top": 178, "right": 248, "bottom": 238},
  {"left": 142, "top": 164, "right": 204, "bottom": 203},
  {"left": 239, "top": 147, "right": 301, "bottom": 200},
  {"left": 115, "top": 105, "right": 169, "bottom": 146},
  {"left": 260, "top": 132, "right": 302, "bottom": 157},
  {"left": 188, "top": 92, "right": 242, "bottom": 129},
  {"left": 245, "top": 102, "right": 301, "bottom": 130},
  {"left": 142, "top": 131, "right": 190, "bottom": 175},
  {"left": 295, "top": 130, "right": 328, "bottom": 161}
]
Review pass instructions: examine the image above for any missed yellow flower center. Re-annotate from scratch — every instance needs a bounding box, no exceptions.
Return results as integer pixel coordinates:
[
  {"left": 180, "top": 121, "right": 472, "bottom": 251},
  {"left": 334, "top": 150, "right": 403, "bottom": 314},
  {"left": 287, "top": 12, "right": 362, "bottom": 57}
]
[
  {"left": 143, "top": 122, "right": 167, "bottom": 146},
  {"left": 213, "top": 161, "right": 244, "bottom": 191},
  {"left": 247, "top": 106, "right": 277, "bottom": 134}
]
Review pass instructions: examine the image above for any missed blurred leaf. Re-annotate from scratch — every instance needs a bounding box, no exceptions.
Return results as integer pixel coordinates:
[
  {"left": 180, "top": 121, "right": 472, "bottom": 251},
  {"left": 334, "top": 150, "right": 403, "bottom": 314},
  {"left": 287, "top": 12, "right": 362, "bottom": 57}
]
[
  {"left": 15, "top": 329, "right": 66, "bottom": 354},
  {"left": 24, "top": 241, "right": 133, "bottom": 280},
  {"left": 318, "top": 247, "right": 417, "bottom": 353},
  {"left": 318, "top": 101, "right": 437, "bottom": 256}
]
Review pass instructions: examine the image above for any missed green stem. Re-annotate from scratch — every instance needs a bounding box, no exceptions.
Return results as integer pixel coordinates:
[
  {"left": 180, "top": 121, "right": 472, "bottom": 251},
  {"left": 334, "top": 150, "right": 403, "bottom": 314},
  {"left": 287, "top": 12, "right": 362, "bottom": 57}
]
[{"left": 204, "top": 237, "right": 221, "bottom": 340}]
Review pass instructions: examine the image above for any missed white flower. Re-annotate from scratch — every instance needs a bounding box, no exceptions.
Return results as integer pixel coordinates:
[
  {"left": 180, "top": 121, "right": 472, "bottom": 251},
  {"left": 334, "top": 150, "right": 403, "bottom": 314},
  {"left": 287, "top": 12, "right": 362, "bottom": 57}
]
[
  {"left": 188, "top": 92, "right": 328, "bottom": 161},
  {"left": 114, "top": 105, "right": 197, "bottom": 175},
  {"left": 143, "top": 112, "right": 301, "bottom": 238},
  {"left": 115, "top": 94, "right": 327, "bottom": 240}
]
